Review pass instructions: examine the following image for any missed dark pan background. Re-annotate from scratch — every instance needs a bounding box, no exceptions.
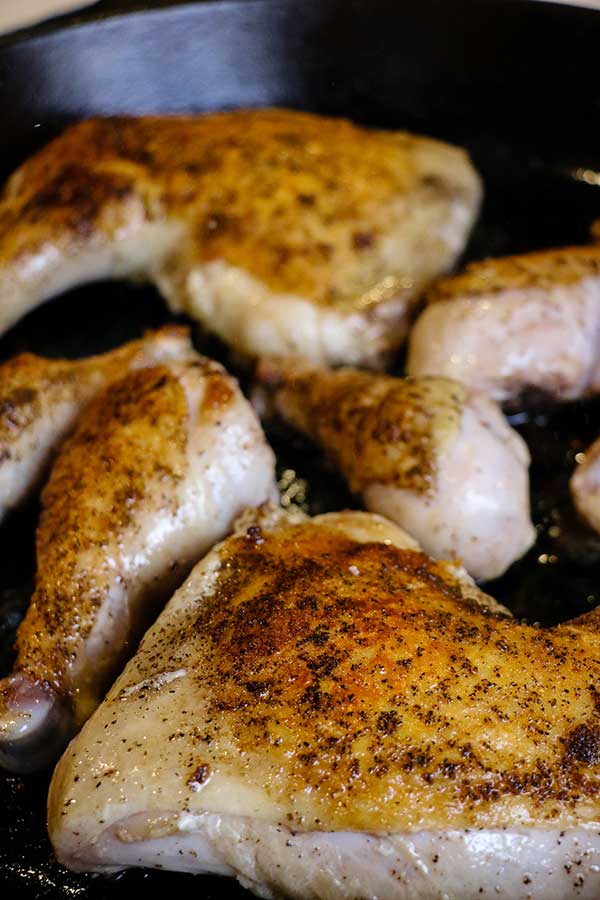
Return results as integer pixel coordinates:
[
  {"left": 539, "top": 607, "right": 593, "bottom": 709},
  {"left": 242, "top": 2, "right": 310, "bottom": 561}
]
[{"left": 1, "top": 0, "right": 600, "bottom": 895}]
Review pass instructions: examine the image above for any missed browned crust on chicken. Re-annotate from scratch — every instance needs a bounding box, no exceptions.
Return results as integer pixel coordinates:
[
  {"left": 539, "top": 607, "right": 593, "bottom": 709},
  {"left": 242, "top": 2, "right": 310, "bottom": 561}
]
[
  {"left": 15, "top": 363, "right": 198, "bottom": 698},
  {"left": 0, "top": 354, "right": 110, "bottom": 464},
  {"left": 0, "top": 355, "right": 47, "bottom": 448},
  {"left": 0, "top": 329, "right": 186, "bottom": 469},
  {"left": 259, "top": 359, "right": 465, "bottom": 493},
  {"left": 427, "top": 244, "right": 600, "bottom": 304},
  {"left": 87, "top": 518, "right": 600, "bottom": 833},
  {"left": 0, "top": 109, "right": 477, "bottom": 312}
]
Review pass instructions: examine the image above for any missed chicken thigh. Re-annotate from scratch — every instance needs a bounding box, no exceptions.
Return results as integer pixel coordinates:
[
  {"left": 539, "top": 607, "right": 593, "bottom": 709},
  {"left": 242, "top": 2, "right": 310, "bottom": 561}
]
[
  {"left": 407, "top": 245, "right": 600, "bottom": 403},
  {"left": 0, "top": 325, "right": 190, "bottom": 523},
  {"left": 0, "top": 110, "right": 481, "bottom": 367},
  {"left": 49, "top": 505, "right": 600, "bottom": 899},
  {"left": 0, "top": 356, "right": 276, "bottom": 772},
  {"left": 258, "top": 358, "right": 534, "bottom": 579}
]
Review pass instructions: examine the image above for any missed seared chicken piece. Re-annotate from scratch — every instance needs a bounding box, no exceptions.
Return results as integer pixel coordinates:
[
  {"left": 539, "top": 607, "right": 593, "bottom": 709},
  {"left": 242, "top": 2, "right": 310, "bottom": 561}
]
[
  {"left": 0, "top": 326, "right": 190, "bottom": 523},
  {"left": 407, "top": 245, "right": 600, "bottom": 403},
  {"left": 0, "top": 357, "right": 276, "bottom": 772},
  {"left": 50, "top": 505, "right": 600, "bottom": 899},
  {"left": 258, "top": 358, "right": 534, "bottom": 579},
  {"left": 0, "top": 110, "right": 481, "bottom": 368},
  {"left": 571, "top": 437, "right": 600, "bottom": 534}
]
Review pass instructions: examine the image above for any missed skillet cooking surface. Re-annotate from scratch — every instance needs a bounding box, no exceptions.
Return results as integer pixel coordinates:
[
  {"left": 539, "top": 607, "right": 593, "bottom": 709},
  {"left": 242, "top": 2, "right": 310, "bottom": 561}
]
[{"left": 1, "top": 0, "right": 600, "bottom": 896}]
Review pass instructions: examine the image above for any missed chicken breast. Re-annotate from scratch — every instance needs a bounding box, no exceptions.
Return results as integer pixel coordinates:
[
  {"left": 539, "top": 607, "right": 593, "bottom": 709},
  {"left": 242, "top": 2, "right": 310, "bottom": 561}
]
[
  {"left": 0, "top": 356, "right": 276, "bottom": 773},
  {"left": 0, "top": 325, "right": 190, "bottom": 523},
  {"left": 570, "top": 437, "right": 600, "bottom": 534},
  {"left": 49, "top": 505, "right": 600, "bottom": 899},
  {"left": 0, "top": 110, "right": 481, "bottom": 368},
  {"left": 258, "top": 358, "right": 534, "bottom": 580},
  {"left": 407, "top": 245, "right": 600, "bottom": 403}
]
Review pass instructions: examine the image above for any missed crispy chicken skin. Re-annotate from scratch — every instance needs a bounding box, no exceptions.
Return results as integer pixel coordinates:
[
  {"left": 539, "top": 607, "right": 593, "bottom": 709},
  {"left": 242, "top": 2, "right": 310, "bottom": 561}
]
[
  {"left": 407, "top": 244, "right": 600, "bottom": 403},
  {"left": 0, "top": 110, "right": 481, "bottom": 367},
  {"left": 0, "top": 326, "right": 190, "bottom": 523},
  {"left": 258, "top": 358, "right": 534, "bottom": 579},
  {"left": 49, "top": 506, "right": 600, "bottom": 898},
  {"left": 0, "top": 356, "right": 276, "bottom": 773},
  {"left": 571, "top": 437, "right": 600, "bottom": 534}
]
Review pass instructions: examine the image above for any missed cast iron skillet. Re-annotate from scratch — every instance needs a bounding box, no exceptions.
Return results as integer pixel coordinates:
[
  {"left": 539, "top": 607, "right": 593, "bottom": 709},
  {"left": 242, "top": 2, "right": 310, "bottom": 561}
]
[{"left": 1, "top": 0, "right": 600, "bottom": 896}]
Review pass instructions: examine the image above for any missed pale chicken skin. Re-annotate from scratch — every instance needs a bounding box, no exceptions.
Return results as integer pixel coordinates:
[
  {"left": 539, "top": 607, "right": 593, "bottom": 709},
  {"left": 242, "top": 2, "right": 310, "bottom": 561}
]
[
  {"left": 571, "top": 437, "right": 600, "bottom": 534},
  {"left": 0, "top": 356, "right": 276, "bottom": 773},
  {"left": 258, "top": 358, "right": 534, "bottom": 580},
  {"left": 50, "top": 506, "right": 600, "bottom": 899},
  {"left": 0, "top": 109, "right": 481, "bottom": 368},
  {"left": 0, "top": 325, "right": 190, "bottom": 523},
  {"left": 407, "top": 244, "right": 600, "bottom": 403}
]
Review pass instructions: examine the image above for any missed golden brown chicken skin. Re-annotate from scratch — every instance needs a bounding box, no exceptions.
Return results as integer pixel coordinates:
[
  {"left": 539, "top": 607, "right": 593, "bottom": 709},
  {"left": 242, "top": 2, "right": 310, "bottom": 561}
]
[
  {"left": 132, "top": 522, "right": 599, "bottom": 834},
  {"left": 48, "top": 507, "right": 600, "bottom": 898},
  {"left": 408, "top": 244, "right": 600, "bottom": 402},
  {"left": 428, "top": 245, "right": 600, "bottom": 300},
  {"left": 258, "top": 358, "right": 534, "bottom": 579},
  {"left": 0, "top": 355, "right": 276, "bottom": 772},
  {"left": 0, "top": 326, "right": 190, "bottom": 522},
  {"left": 0, "top": 109, "right": 481, "bottom": 367}
]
